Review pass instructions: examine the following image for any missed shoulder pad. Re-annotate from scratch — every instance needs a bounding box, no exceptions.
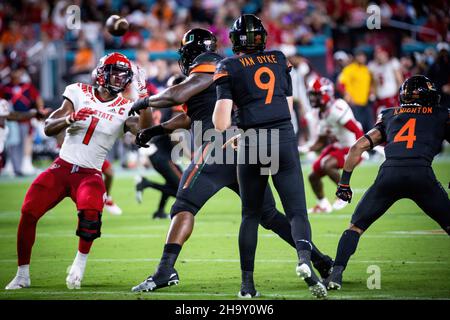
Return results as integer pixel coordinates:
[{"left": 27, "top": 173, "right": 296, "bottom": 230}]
[
  {"left": 189, "top": 53, "right": 223, "bottom": 75},
  {"left": 191, "top": 52, "right": 223, "bottom": 69}
]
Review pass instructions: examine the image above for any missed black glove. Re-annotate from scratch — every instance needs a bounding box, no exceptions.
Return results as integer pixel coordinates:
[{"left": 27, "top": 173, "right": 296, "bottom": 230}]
[
  {"left": 336, "top": 183, "right": 353, "bottom": 203},
  {"left": 134, "top": 125, "right": 165, "bottom": 148},
  {"left": 128, "top": 96, "right": 149, "bottom": 116}
]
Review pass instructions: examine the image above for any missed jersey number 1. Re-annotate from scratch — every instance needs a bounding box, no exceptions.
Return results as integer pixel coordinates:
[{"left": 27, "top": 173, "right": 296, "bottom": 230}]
[
  {"left": 82, "top": 117, "right": 100, "bottom": 145},
  {"left": 393, "top": 118, "right": 416, "bottom": 149},
  {"left": 254, "top": 67, "right": 275, "bottom": 104}
]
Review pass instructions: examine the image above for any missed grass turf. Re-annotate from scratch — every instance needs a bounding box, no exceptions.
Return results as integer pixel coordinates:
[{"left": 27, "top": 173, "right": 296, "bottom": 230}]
[{"left": 0, "top": 159, "right": 449, "bottom": 300}]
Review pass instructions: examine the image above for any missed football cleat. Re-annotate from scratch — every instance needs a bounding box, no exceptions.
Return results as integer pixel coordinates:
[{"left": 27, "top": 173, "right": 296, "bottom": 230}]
[
  {"left": 238, "top": 281, "right": 260, "bottom": 299},
  {"left": 332, "top": 198, "right": 349, "bottom": 211},
  {"left": 104, "top": 196, "right": 122, "bottom": 215},
  {"left": 313, "top": 255, "right": 334, "bottom": 280},
  {"left": 296, "top": 263, "right": 327, "bottom": 299},
  {"left": 308, "top": 199, "right": 332, "bottom": 214},
  {"left": 66, "top": 264, "right": 84, "bottom": 290},
  {"left": 238, "top": 290, "right": 260, "bottom": 299},
  {"left": 131, "top": 268, "right": 179, "bottom": 292},
  {"left": 152, "top": 210, "right": 169, "bottom": 219},
  {"left": 5, "top": 275, "right": 30, "bottom": 290},
  {"left": 135, "top": 176, "right": 145, "bottom": 203},
  {"left": 324, "top": 266, "right": 343, "bottom": 290}
]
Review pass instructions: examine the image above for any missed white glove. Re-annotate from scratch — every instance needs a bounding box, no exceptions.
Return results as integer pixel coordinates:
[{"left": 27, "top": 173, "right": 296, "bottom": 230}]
[{"left": 132, "top": 64, "right": 148, "bottom": 99}]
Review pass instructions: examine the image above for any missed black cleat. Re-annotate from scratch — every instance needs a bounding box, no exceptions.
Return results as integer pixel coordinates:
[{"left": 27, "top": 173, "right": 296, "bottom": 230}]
[
  {"left": 152, "top": 210, "right": 169, "bottom": 219},
  {"left": 131, "top": 268, "right": 179, "bottom": 292},
  {"left": 324, "top": 266, "right": 343, "bottom": 290},
  {"left": 313, "top": 255, "right": 334, "bottom": 280},
  {"left": 238, "top": 282, "right": 260, "bottom": 298}
]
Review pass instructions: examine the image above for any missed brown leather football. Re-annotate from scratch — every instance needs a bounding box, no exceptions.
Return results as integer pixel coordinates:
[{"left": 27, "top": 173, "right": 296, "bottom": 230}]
[{"left": 106, "top": 15, "right": 129, "bottom": 37}]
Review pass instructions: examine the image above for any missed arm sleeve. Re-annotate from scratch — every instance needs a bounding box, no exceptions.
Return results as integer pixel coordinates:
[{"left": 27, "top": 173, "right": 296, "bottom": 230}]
[{"left": 344, "top": 119, "right": 364, "bottom": 139}]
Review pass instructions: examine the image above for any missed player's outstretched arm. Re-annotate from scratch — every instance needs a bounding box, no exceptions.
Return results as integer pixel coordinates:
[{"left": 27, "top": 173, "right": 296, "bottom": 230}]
[
  {"left": 131, "top": 113, "right": 192, "bottom": 148},
  {"left": 129, "top": 73, "right": 213, "bottom": 115},
  {"left": 336, "top": 128, "right": 383, "bottom": 202},
  {"left": 44, "top": 99, "right": 84, "bottom": 136}
]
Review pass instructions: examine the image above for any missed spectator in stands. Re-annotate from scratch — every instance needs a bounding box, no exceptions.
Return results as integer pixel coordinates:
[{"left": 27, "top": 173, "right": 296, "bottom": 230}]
[
  {"left": 427, "top": 42, "right": 450, "bottom": 108},
  {"left": 0, "top": 21, "right": 23, "bottom": 49},
  {"left": 0, "top": 66, "right": 48, "bottom": 176},
  {"left": 338, "top": 50, "right": 373, "bottom": 134},
  {"left": 68, "top": 38, "right": 95, "bottom": 83}
]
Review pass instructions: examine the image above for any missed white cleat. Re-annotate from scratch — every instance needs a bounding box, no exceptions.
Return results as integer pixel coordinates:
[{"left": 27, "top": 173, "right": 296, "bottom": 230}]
[
  {"left": 104, "top": 196, "right": 122, "bottom": 215},
  {"left": 332, "top": 198, "right": 349, "bottom": 211},
  {"left": 308, "top": 204, "right": 332, "bottom": 214},
  {"left": 5, "top": 275, "right": 30, "bottom": 290},
  {"left": 296, "top": 263, "right": 327, "bottom": 299},
  {"left": 66, "top": 265, "right": 83, "bottom": 290}
]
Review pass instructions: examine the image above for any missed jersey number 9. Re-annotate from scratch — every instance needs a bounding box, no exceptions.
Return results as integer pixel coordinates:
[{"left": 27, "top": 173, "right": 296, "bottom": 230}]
[{"left": 254, "top": 67, "right": 275, "bottom": 104}]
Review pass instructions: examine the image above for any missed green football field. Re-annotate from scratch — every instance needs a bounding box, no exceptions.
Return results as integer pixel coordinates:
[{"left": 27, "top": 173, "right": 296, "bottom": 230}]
[{"left": 0, "top": 157, "right": 449, "bottom": 300}]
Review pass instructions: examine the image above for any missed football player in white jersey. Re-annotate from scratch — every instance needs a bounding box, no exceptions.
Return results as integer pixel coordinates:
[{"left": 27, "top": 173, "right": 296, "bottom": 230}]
[
  {"left": 5, "top": 52, "right": 152, "bottom": 290},
  {"left": 300, "top": 77, "right": 364, "bottom": 213},
  {"left": 368, "top": 46, "right": 403, "bottom": 114}
]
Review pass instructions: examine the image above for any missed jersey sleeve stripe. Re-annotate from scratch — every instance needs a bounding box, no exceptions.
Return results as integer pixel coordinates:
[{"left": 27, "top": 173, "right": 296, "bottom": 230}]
[
  {"left": 189, "top": 64, "right": 216, "bottom": 74},
  {"left": 213, "top": 72, "right": 229, "bottom": 81},
  {"left": 62, "top": 95, "right": 74, "bottom": 106}
]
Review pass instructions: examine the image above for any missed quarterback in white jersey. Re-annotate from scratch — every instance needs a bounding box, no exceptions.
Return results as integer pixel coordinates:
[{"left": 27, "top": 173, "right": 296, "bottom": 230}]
[
  {"left": 300, "top": 77, "right": 364, "bottom": 213},
  {"left": 5, "top": 53, "right": 152, "bottom": 291}
]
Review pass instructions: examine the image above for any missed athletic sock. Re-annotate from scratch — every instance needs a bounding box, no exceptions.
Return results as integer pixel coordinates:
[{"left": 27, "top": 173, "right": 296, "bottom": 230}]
[
  {"left": 157, "top": 193, "right": 170, "bottom": 212},
  {"left": 319, "top": 197, "right": 331, "bottom": 207},
  {"left": 311, "top": 242, "right": 331, "bottom": 264},
  {"left": 78, "top": 239, "right": 94, "bottom": 254},
  {"left": 17, "top": 264, "right": 30, "bottom": 278},
  {"left": 158, "top": 243, "right": 182, "bottom": 269},
  {"left": 240, "top": 270, "right": 256, "bottom": 293},
  {"left": 72, "top": 251, "right": 89, "bottom": 273},
  {"left": 334, "top": 230, "right": 361, "bottom": 269}
]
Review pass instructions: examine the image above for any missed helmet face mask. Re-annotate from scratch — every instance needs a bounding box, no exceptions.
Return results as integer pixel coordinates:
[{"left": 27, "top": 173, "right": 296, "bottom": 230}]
[
  {"left": 178, "top": 28, "right": 217, "bottom": 76},
  {"left": 95, "top": 53, "right": 133, "bottom": 95},
  {"left": 229, "top": 14, "right": 267, "bottom": 54}
]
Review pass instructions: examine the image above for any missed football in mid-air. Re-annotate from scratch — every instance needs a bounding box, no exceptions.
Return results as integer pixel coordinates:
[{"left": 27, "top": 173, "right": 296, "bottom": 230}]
[{"left": 106, "top": 15, "right": 129, "bottom": 37}]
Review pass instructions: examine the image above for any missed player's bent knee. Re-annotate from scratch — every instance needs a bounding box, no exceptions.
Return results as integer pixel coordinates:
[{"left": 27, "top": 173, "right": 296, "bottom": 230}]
[{"left": 76, "top": 210, "right": 102, "bottom": 241}]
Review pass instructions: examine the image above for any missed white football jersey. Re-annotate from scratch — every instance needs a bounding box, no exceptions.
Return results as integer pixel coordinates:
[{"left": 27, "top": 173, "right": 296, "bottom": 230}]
[
  {"left": 368, "top": 58, "right": 401, "bottom": 99},
  {"left": 318, "top": 98, "right": 362, "bottom": 148},
  {"left": 59, "top": 83, "right": 133, "bottom": 170},
  {"left": 0, "top": 99, "right": 11, "bottom": 153}
]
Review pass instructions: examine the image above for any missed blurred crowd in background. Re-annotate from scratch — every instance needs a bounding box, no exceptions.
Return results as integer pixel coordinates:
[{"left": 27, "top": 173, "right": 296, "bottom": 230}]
[{"left": 0, "top": 0, "right": 449, "bottom": 177}]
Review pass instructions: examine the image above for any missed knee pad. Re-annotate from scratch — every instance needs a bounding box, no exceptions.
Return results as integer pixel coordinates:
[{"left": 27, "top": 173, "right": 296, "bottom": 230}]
[{"left": 76, "top": 210, "right": 102, "bottom": 241}]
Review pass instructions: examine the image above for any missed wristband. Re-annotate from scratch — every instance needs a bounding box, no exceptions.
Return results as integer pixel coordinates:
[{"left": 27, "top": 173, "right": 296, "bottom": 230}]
[
  {"left": 340, "top": 170, "right": 353, "bottom": 185},
  {"left": 364, "top": 134, "right": 374, "bottom": 150}
]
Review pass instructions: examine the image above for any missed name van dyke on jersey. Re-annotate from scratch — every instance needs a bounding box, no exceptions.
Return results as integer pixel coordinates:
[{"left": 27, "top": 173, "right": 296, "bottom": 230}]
[{"left": 238, "top": 54, "right": 278, "bottom": 67}]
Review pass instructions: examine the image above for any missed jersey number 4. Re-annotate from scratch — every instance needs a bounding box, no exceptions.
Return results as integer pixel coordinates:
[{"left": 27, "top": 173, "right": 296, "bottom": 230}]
[
  {"left": 254, "top": 67, "right": 275, "bottom": 104},
  {"left": 393, "top": 118, "right": 416, "bottom": 149},
  {"left": 82, "top": 117, "right": 100, "bottom": 145}
]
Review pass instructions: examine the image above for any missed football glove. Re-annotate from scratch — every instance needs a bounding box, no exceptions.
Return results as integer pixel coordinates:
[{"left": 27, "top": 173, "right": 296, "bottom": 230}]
[
  {"left": 132, "top": 64, "right": 148, "bottom": 99},
  {"left": 66, "top": 108, "right": 95, "bottom": 124},
  {"left": 134, "top": 125, "right": 165, "bottom": 148},
  {"left": 128, "top": 96, "right": 149, "bottom": 116},
  {"left": 336, "top": 183, "right": 353, "bottom": 203}
]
